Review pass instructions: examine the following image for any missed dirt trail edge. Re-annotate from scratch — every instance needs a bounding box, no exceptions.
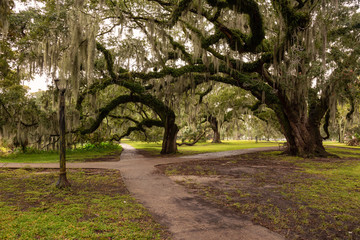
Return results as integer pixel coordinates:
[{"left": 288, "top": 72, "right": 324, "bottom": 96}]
[
  {"left": 118, "top": 144, "right": 284, "bottom": 240},
  {"left": 0, "top": 144, "right": 284, "bottom": 240}
]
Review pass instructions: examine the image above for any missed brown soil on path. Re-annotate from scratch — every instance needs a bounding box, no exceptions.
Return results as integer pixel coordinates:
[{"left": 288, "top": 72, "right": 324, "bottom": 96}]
[{"left": 156, "top": 154, "right": 302, "bottom": 238}]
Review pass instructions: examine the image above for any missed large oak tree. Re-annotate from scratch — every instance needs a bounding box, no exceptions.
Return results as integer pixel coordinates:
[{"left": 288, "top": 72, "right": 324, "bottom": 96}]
[
  {"left": 148, "top": 0, "right": 360, "bottom": 156},
  {"left": 6, "top": 0, "right": 360, "bottom": 157}
]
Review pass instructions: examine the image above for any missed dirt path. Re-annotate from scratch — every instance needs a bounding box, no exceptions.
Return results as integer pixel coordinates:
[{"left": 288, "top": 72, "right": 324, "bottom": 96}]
[
  {"left": 1, "top": 144, "right": 284, "bottom": 240},
  {"left": 118, "top": 144, "right": 284, "bottom": 240}
]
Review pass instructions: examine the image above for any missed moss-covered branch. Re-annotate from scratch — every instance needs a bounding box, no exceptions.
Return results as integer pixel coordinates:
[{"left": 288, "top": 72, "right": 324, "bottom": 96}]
[
  {"left": 168, "top": 0, "right": 192, "bottom": 26},
  {"left": 181, "top": 19, "right": 272, "bottom": 73},
  {"left": 177, "top": 131, "right": 206, "bottom": 146},
  {"left": 96, "top": 42, "right": 117, "bottom": 80},
  {"left": 272, "top": 0, "right": 311, "bottom": 31},
  {"left": 204, "top": 0, "right": 265, "bottom": 52},
  {"left": 197, "top": 85, "right": 213, "bottom": 104},
  {"left": 76, "top": 78, "right": 114, "bottom": 112},
  {"left": 79, "top": 90, "right": 174, "bottom": 135},
  {"left": 167, "top": 34, "right": 193, "bottom": 64},
  {"left": 108, "top": 115, "right": 139, "bottom": 124},
  {"left": 323, "top": 110, "right": 330, "bottom": 140},
  {"left": 112, "top": 119, "right": 164, "bottom": 141},
  {"left": 80, "top": 95, "right": 139, "bottom": 135}
]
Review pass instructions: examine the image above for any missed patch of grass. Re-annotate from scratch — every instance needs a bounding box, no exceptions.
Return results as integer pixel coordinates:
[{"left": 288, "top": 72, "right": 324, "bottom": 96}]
[
  {"left": 125, "top": 140, "right": 282, "bottom": 155},
  {"left": 122, "top": 140, "right": 163, "bottom": 155},
  {"left": 276, "top": 153, "right": 360, "bottom": 238},
  {"left": 0, "top": 168, "right": 169, "bottom": 239},
  {"left": 0, "top": 142, "right": 122, "bottom": 163},
  {"left": 325, "top": 147, "right": 360, "bottom": 159},
  {"left": 160, "top": 163, "right": 217, "bottom": 177},
  {"left": 164, "top": 167, "right": 181, "bottom": 176},
  {"left": 324, "top": 141, "right": 360, "bottom": 149}
]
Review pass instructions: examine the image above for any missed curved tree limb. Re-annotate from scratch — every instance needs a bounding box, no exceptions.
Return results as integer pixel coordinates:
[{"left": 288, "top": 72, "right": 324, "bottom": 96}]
[
  {"left": 197, "top": 85, "right": 213, "bottom": 104},
  {"left": 111, "top": 119, "right": 164, "bottom": 141},
  {"left": 177, "top": 131, "right": 206, "bottom": 146},
  {"left": 322, "top": 110, "right": 330, "bottom": 140},
  {"left": 168, "top": 0, "right": 192, "bottom": 27}
]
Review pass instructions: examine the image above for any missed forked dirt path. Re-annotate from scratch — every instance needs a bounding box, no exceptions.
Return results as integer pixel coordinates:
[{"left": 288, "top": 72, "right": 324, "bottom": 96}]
[{"left": 1, "top": 144, "right": 284, "bottom": 240}]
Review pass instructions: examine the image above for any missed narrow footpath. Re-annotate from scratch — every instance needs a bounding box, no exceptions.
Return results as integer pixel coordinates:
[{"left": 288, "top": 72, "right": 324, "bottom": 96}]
[
  {"left": 1, "top": 144, "right": 284, "bottom": 240},
  {"left": 118, "top": 144, "right": 284, "bottom": 240}
]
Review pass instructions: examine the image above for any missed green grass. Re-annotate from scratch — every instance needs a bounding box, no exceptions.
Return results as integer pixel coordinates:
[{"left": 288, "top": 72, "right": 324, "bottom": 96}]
[
  {"left": 260, "top": 148, "right": 360, "bottom": 220},
  {"left": 0, "top": 143, "right": 122, "bottom": 163},
  {"left": 277, "top": 152, "right": 360, "bottom": 238},
  {"left": 0, "top": 168, "right": 169, "bottom": 239},
  {"left": 324, "top": 141, "right": 360, "bottom": 149},
  {"left": 124, "top": 140, "right": 282, "bottom": 155}
]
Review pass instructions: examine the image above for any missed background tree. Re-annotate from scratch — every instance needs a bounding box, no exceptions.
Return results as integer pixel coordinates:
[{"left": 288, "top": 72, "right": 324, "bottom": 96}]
[{"left": 199, "top": 84, "right": 255, "bottom": 143}]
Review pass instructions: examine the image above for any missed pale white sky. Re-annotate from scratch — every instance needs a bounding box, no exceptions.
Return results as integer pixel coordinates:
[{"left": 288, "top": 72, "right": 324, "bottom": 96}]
[
  {"left": 14, "top": 1, "right": 44, "bottom": 13},
  {"left": 24, "top": 75, "right": 50, "bottom": 93}
]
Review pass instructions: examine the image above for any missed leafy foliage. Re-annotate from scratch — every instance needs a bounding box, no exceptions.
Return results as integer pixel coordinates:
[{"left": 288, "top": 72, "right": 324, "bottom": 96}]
[{"left": 2, "top": 0, "right": 360, "bottom": 156}]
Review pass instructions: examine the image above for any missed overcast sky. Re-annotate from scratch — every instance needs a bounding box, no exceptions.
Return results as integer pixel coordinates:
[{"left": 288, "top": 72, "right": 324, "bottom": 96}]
[{"left": 24, "top": 75, "right": 49, "bottom": 93}]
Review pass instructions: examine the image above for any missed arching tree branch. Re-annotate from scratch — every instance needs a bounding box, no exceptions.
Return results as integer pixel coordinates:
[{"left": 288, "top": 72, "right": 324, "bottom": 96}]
[{"left": 111, "top": 119, "right": 164, "bottom": 141}]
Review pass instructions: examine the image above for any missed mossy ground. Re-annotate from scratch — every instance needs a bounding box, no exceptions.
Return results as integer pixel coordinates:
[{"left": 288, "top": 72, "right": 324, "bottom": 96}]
[
  {"left": 0, "top": 168, "right": 169, "bottom": 239},
  {"left": 156, "top": 146, "right": 360, "bottom": 239}
]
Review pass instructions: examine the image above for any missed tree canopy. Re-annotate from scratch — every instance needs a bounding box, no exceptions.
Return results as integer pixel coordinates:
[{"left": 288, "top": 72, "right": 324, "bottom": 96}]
[{"left": 1, "top": 0, "right": 359, "bottom": 156}]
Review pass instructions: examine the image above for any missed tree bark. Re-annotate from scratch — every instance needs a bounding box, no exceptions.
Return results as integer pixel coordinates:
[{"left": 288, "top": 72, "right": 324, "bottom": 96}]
[
  {"left": 338, "top": 120, "right": 346, "bottom": 143},
  {"left": 338, "top": 122, "right": 343, "bottom": 143},
  {"left": 283, "top": 121, "right": 328, "bottom": 157},
  {"left": 161, "top": 115, "right": 179, "bottom": 154},
  {"left": 208, "top": 116, "right": 221, "bottom": 143},
  {"left": 276, "top": 105, "right": 329, "bottom": 157}
]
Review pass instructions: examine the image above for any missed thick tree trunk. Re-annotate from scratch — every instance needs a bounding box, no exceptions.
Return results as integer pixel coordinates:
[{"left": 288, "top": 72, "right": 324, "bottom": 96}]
[
  {"left": 213, "top": 130, "right": 221, "bottom": 143},
  {"left": 278, "top": 107, "right": 329, "bottom": 157},
  {"left": 161, "top": 115, "right": 179, "bottom": 154},
  {"left": 283, "top": 122, "right": 328, "bottom": 157},
  {"left": 208, "top": 116, "right": 221, "bottom": 143}
]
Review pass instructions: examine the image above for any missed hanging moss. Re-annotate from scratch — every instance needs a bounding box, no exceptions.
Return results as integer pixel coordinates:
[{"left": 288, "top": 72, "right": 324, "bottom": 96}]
[{"left": 169, "top": 0, "right": 193, "bottom": 26}]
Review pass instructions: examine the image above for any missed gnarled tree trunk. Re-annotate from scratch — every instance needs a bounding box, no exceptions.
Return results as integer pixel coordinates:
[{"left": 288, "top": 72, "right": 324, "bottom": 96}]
[
  {"left": 275, "top": 100, "right": 329, "bottom": 157},
  {"left": 161, "top": 115, "right": 179, "bottom": 154},
  {"left": 282, "top": 120, "right": 328, "bottom": 157},
  {"left": 208, "top": 116, "right": 221, "bottom": 143}
]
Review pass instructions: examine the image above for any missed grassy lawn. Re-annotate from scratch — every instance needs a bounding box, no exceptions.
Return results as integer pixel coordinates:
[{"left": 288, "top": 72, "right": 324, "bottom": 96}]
[
  {"left": 0, "top": 168, "right": 169, "bottom": 239},
  {"left": 123, "top": 140, "right": 282, "bottom": 155},
  {"left": 156, "top": 146, "right": 360, "bottom": 239},
  {"left": 0, "top": 143, "right": 122, "bottom": 163},
  {"left": 324, "top": 141, "right": 360, "bottom": 148}
]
